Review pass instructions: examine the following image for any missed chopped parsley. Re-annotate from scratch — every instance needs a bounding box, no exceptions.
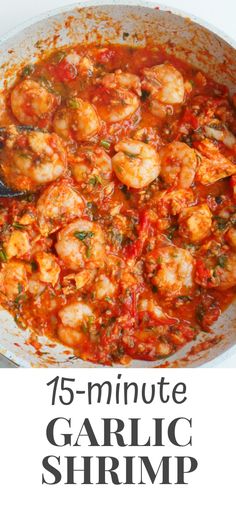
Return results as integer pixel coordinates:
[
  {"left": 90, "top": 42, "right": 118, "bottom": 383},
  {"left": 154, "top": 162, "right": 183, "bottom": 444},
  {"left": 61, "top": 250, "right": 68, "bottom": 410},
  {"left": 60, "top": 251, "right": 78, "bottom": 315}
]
[
  {"left": 100, "top": 139, "right": 111, "bottom": 150},
  {"left": 0, "top": 247, "right": 7, "bottom": 262},
  {"left": 74, "top": 231, "right": 94, "bottom": 241}
]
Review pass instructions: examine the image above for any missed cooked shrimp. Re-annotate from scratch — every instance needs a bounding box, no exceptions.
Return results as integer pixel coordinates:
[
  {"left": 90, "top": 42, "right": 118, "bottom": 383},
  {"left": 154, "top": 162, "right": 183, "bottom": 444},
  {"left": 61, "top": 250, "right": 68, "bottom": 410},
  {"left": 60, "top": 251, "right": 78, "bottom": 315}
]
[
  {"left": 58, "top": 301, "right": 94, "bottom": 328},
  {"left": 63, "top": 51, "right": 94, "bottom": 77},
  {"left": 63, "top": 269, "right": 96, "bottom": 291},
  {"left": 94, "top": 275, "right": 115, "bottom": 300},
  {"left": 0, "top": 127, "right": 67, "bottom": 191},
  {"left": 142, "top": 64, "right": 185, "bottom": 118},
  {"left": 100, "top": 70, "right": 141, "bottom": 96},
  {"left": 178, "top": 204, "right": 212, "bottom": 242},
  {"left": 55, "top": 219, "right": 106, "bottom": 271},
  {"left": 10, "top": 79, "right": 57, "bottom": 126},
  {"left": 225, "top": 228, "right": 236, "bottom": 250},
  {"left": 159, "top": 141, "right": 197, "bottom": 189},
  {"left": 142, "top": 64, "right": 185, "bottom": 104},
  {"left": 196, "top": 250, "right": 236, "bottom": 290},
  {"left": 112, "top": 139, "right": 160, "bottom": 188},
  {"left": 36, "top": 181, "right": 85, "bottom": 236},
  {"left": 53, "top": 98, "right": 100, "bottom": 141},
  {"left": 35, "top": 252, "right": 60, "bottom": 286},
  {"left": 0, "top": 261, "right": 28, "bottom": 300},
  {"left": 93, "top": 84, "right": 140, "bottom": 123},
  {"left": 5, "top": 230, "right": 30, "bottom": 259},
  {"left": 57, "top": 325, "right": 85, "bottom": 348},
  {"left": 71, "top": 147, "right": 112, "bottom": 184},
  {"left": 28, "top": 275, "right": 46, "bottom": 297},
  {"left": 146, "top": 246, "right": 194, "bottom": 297},
  {"left": 155, "top": 189, "right": 195, "bottom": 216},
  {"left": 139, "top": 298, "right": 177, "bottom": 325},
  {"left": 195, "top": 139, "right": 236, "bottom": 185}
]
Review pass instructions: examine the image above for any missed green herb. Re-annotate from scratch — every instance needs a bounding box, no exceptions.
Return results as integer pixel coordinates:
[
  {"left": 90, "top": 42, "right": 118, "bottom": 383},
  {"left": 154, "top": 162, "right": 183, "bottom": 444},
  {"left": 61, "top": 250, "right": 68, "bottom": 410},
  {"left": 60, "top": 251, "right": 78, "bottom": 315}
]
[
  {"left": 74, "top": 231, "right": 94, "bottom": 241},
  {"left": 38, "top": 76, "right": 54, "bottom": 93},
  {"left": 214, "top": 216, "right": 229, "bottom": 231},
  {"left": 0, "top": 248, "right": 7, "bottom": 262},
  {"left": 52, "top": 50, "right": 66, "bottom": 63},
  {"left": 115, "top": 165, "right": 123, "bottom": 174},
  {"left": 217, "top": 254, "right": 228, "bottom": 268},
  {"left": 18, "top": 283, "right": 23, "bottom": 294},
  {"left": 21, "top": 64, "right": 35, "bottom": 78},
  {"left": 68, "top": 98, "right": 80, "bottom": 109},
  {"left": 166, "top": 224, "right": 178, "bottom": 240},
  {"left": 141, "top": 89, "right": 150, "bottom": 102},
  {"left": 14, "top": 314, "right": 27, "bottom": 329},
  {"left": 151, "top": 285, "right": 158, "bottom": 293},
  {"left": 176, "top": 295, "right": 192, "bottom": 303},
  {"left": 12, "top": 222, "right": 25, "bottom": 230},
  {"left": 124, "top": 152, "right": 137, "bottom": 158},
  {"left": 157, "top": 256, "right": 162, "bottom": 264},
  {"left": 24, "top": 193, "right": 35, "bottom": 203},
  {"left": 196, "top": 304, "right": 204, "bottom": 323},
  {"left": 123, "top": 32, "right": 129, "bottom": 40},
  {"left": 86, "top": 246, "right": 91, "bottom": 258},
  {"left": 100, "top": 139, "right": 111, "bottom": 150},
  {"left": 105, "top": 296, "right": 113, "bottom": 302},
  {"left": 89, "top": 175, "right": 102, "bottom": 186}
]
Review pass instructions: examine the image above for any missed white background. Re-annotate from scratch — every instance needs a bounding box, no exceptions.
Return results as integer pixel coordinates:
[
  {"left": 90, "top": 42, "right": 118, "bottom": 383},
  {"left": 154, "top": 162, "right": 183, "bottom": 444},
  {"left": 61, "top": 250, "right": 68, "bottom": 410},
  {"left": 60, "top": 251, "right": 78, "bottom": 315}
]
[
  {"left": 0, "top": 368, "right": 235, "bottom": 510},
  {"left": 0, "top": 0, "right": 236, "bottom": 367}
]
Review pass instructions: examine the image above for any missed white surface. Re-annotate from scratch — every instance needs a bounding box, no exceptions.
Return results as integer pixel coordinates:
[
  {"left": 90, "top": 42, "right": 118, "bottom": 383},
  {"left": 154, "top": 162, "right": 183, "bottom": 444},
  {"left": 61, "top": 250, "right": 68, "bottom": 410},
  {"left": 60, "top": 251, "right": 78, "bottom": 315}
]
[
  {"left": 0, "top": 0, "right": 236, "bottom": 367},
  {"left": 0, "top": 369, "right": 235, "bottom": 509}
]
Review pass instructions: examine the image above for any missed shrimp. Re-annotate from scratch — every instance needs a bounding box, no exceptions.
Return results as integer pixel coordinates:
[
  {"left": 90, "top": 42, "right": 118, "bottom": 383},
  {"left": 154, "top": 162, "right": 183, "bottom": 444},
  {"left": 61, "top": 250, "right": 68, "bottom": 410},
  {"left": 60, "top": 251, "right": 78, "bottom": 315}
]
[
  {"left": 0, "top": 261, "right": 28, "bottom": 300},
  {"left": 57, "top": 51, "right": 94, "bottom": 79},
  {"left": 58, "top": 301, "right": 94, "bottom": 328},
  {"left": 195, "top": 139, "right": 236, "bottom": 185},
  {"left": 139, "top": 298, "right": 177, "bottom": 325},
  {"left": 142, "top": 64, "right": 185, "bottom": 104},
  {"left": 159, "top": 141, "right": 197, "bottom": 189},
  {"left": 35, "top": 252, "right": 60, "bottom": 286},
  {"left": 0, "top": 126, "right": 67, "bottom": 191},
  {"left": 10, "top": 79, "right": 58, "bottom": 127},
  {"left": 225, "top": 228, "right": 236, "bottom": 250},
  {"left": 112, "top": 139, "right": 160, "bottom": 188},
  {"left": 94, "top": 274, "right": 115, "bottom": 300},
  {"left": 57, "top": 325, "right": 85, "bottom": 348},
  {"left": 5, "top": 230, "right": 31, "bottom": 259},
  {"left": 196, "top": 250, "right": 236, "bottom": 290},
  {"left": 36, "top": 181, "right": 85, "bottom": 236},
  {"left": 178, "top": 204, "right": 212, "bottom": 242},
  {"left": 155, "top": 189, "right": 195, "bottom": 216},
  {"left": 141, "top": 64, "right": 185, "bottom": 118},
  {"left": 93, "top": 73, "right": 140, "bottom": 123},
  {"left": 53, "top": 97, "right": 100, "bottom": 142},
  {"left": 55, "top": 219, "right": 106, "bottom": 271},
  {"left": 145, "top": 246, "right": 194, "bottom": 297},
  {"left": 100, "top": 70, "right": 141, "bottom": 96},
  {"left": 71, "top": 147, "right": 112, "bottom": 185},
  {"left": 28, "top": 275, "right": 46, "bottom": 297}
]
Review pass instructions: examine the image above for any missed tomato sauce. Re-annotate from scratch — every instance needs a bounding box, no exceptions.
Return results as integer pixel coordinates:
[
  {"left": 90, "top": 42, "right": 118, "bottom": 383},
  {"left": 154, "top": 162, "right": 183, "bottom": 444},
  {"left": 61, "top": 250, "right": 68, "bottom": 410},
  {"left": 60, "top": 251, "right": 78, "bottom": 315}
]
[{"left": 0, "top": 43, "right": 236, "bottom": 365}]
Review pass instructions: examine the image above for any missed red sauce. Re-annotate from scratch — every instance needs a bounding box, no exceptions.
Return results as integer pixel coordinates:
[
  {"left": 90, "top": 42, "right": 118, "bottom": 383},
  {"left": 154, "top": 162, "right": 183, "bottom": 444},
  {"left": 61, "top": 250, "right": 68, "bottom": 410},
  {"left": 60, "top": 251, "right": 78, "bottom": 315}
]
[{"left": 0, "top": 43, "right": 235, "bottom": 365}]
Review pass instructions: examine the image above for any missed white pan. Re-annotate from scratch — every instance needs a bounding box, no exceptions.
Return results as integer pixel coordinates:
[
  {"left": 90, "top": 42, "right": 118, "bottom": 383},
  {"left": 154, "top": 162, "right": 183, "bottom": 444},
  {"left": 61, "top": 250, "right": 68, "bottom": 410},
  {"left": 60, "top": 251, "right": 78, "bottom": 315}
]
[{"left": 0, "top": 1, "right": 235, "bottom": 368}]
